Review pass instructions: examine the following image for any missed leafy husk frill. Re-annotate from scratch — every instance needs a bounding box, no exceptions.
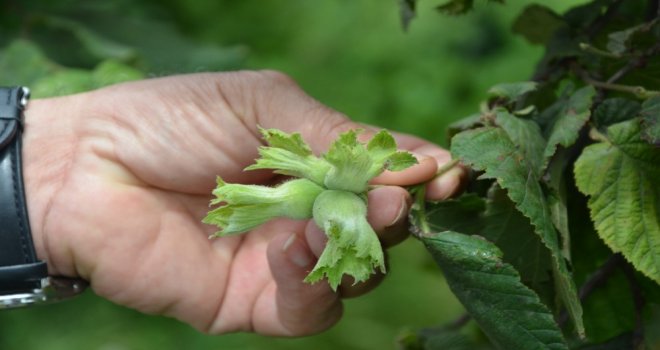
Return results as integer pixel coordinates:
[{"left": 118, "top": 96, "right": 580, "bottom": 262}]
[{"left": 204, "top": 128, "right": 417, "bottom": 290}]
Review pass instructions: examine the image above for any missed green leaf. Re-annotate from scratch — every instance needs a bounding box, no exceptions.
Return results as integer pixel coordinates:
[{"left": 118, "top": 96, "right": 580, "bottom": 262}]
[
  {"left": 542, "top": 86, "right": 596, "bottom": 170},
  {"left": 534, "top": 92, "right": 569, "bottom": 131},
  {"left": 30, "top": 69, "right": 94, "bottom": 98},
  {"left": 412, "top": 194, "right": 486, "bottom": 236},
  {"left": 30, "top": 59, "right": 144, "bottom": 98},
  {"left": 494, "top": 109, "right": 545, "bottom": 173},
  {"left": 603, "top": 18, "right": 660, "bottom": 59},
  {"left": 30, "top": 5, "right": 245, "bottom": 73},
  {"left": 399, "top": 0, "right": 417, "bottom": 31},
  {"left": 0, "top": 40, "right": 56, "bottom": 86},
  {"left": 447, "top": 113, "right": 483, "bottom": 140},
  {"left": 512, "top": 5, "right": 565, "bottom": 45},
  {"left": 562, "top": 0, "right": 617, "bottom": 30},
  {"left": 537, "top": 27, "right": 581, "bottom": 68},
  {"left": 487, "top": 81, "right": 538, "bottom": 101},
  {"left": 203, "top": 178, "right": 323, "bottom": 236},
  {"left": 306, "top": 190, "right": 384, "bottom": 290},
  {"left": 483, "top": 185, "right": 552, "bottom": 290},
  {"left": 640, "top": 97, "right": 660, "bottom": 146},
  {"left": 548, "top": 190, "right": 571, "bottom": 261},
  {"left": 593, "top": 98, "right": 641, "bottom": 130},
  {"left": 398, "top": 327, "right": 476, "bottom": 350},
  {"left": 90, "top": 59, "right": 144, "bottom": 87},
  {"left": 607, "top": 26, "right": 641, "bottom": 55},
  {"left": 545, "top": 143, "right": 574, "bottom": 263},
  {"left": 451, "top": 127, "right": 584, "bottom": 336},
  {"left": 0, "top": 39, "right": 143, "bottom": 98},
  {"left": 568, "top": 184, "right": 638, "bottom": 344},
  {"left": 41, "top": 15, "right": 137, "bottom": 62},
  {"left": 420, "top": 231, "right": 568, "bottom": 350},
  {"left": 435, "top": 0, "right": 474, "bottom": 15},
  {"left": 575, "top": 119, "right": 660, "bottom": 284}
]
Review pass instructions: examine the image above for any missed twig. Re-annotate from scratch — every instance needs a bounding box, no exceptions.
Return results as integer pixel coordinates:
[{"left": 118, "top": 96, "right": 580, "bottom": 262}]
[
  {"left": 585, "top": 77, "right": 659, "bottom": 98},
  {"left": 578, "top": 254, "right": 622, "bottom": 300},
  {"left": 558, "top": 254, "right": 622, "bottom": 327},
  {"left": 446, "top": 313, "right": 471, "bottom": 331},
  {"left": 607, "top": 42, "right": 660, "bottom": 84},
  {"left": 574, "top": 63, "right": 660, "bottom": 98}
]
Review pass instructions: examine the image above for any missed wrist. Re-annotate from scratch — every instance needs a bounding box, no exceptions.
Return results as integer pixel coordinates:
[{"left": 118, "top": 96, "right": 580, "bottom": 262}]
[{"left": 22, "top": 95, "right": 84, "bottom": 275}]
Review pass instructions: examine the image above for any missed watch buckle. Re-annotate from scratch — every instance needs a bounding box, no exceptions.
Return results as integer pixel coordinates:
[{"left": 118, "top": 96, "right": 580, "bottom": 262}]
[
  {"left": 19, "top": 86, "right": 30, "bottom": 108},
  {"left": 0, "top": 276, "right": 87, "bottom": 309}
]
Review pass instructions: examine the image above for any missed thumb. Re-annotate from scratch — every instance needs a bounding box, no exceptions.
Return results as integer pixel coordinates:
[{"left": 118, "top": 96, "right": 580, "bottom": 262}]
[
  {"left": 219, "top": 70, "right": 440, "bottom": 186},
  {"left": 243, "top": 70, "right": 367, "bottom": 153},
  {"left": 265, "top": 231, "right": 343, "bottom": 336},
  {"left": 250, "top": 71, "right": 439, "bottom": 183}
]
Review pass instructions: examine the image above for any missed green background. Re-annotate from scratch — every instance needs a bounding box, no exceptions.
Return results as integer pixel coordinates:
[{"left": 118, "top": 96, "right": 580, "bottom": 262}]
[{"left": 0, "top": 1, "right": 585, "bottom": 349}]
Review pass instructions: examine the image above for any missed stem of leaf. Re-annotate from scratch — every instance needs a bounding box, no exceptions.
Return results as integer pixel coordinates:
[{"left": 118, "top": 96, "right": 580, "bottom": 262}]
[
  {"left": 588, "top": 128, "right": 609, "bottom": 143},
  {"left": 558, "top": 254, "right": 621, "bottom": 328},
  {"left": 434, "top": 159, "right": 460, "bottom": 179},
  {"left": 408, "top": 159, "right": 461, "bottom": 237},
  {"left": 579, "top": 43, "right": 622, "bottom": 59},
  {"left": 411, "top": 184, "right": 431, "bottom": 235},
  {"left": 446, "top": 313, "right": 471, "bottom": 331}
]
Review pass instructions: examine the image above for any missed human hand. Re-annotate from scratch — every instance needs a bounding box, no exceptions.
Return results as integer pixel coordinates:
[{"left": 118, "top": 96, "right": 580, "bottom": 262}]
[{"left": 22, "top": 71, "right": 466, "bottom": 335}]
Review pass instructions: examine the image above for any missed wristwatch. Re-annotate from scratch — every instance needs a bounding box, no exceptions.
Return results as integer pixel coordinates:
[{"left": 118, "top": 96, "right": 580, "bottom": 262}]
[{"left": 0, "top": 86, "right": 86, "bottom": 309}]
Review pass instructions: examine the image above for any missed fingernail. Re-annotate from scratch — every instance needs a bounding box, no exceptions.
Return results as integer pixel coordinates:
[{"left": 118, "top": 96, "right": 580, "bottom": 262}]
[
  {"left": 283, "top": 233, "right": 313, "bottom": 268},
  {"left": 387, "top": 195, "right": 409, "bottom": 227},
  {"left": 410, "top": 152, "right": 432, "bottom": 164}
]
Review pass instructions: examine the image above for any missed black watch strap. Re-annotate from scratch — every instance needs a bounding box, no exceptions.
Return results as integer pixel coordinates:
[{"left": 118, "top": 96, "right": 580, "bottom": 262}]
[
  {"left": 0, "top": 87, "right": 86, "bottom": 308},
  {"left": 0, "top": 87, "right": 48, "bottom": 293}
]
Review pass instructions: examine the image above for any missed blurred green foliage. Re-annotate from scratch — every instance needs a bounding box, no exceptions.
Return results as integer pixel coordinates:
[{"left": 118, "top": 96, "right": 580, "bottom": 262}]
[{"left": 0, "top": 0, "right": 587, "bottom": 349}]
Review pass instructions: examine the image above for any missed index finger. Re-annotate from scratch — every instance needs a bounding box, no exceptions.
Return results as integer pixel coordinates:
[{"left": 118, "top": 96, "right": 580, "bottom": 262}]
[{"left": 369, "top": 130, "right": 467, "bottom": 200}]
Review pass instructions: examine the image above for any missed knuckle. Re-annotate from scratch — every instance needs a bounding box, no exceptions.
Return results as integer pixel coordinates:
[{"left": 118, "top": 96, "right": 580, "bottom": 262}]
[
  {"left": 257, "top": 69, "right": 297, "bottom": 87},
  {"left": 318, "top": 115, "right": 356, "bottom": 139}
]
